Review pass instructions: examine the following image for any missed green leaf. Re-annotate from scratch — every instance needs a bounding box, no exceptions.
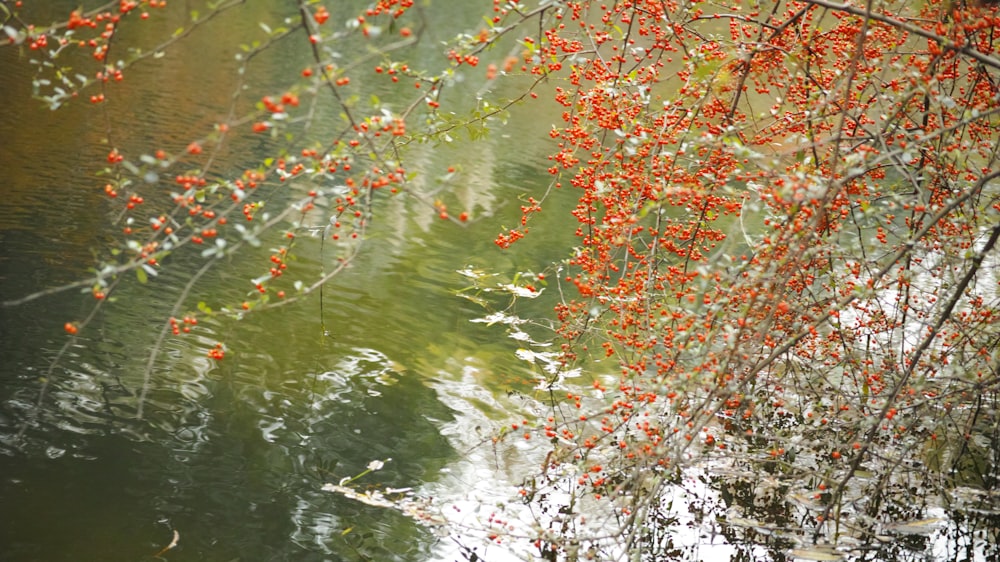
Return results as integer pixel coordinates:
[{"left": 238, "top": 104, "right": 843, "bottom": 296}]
[
  {"left": 197, "top": 301, "right": 213, "bottom": 314},
  {"left": 136, "top": 267, "right": 148, "bottom": 284}
]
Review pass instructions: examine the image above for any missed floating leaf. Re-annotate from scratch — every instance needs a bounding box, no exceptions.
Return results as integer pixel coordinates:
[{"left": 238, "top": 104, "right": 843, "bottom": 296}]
[
  {"left": 499, "top": 283, "right": 543, "bottom": 298},
  {"left": 885, "top": 517, "right": 944, "bottom": 535},
  {"left": 788, "top": 546, "right": 843, "bottom": 561}
]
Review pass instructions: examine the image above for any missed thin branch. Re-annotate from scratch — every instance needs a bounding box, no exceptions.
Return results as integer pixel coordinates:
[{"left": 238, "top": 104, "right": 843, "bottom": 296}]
[{"left": 802, "top": 0, "right": 1000, "bottom": 71}]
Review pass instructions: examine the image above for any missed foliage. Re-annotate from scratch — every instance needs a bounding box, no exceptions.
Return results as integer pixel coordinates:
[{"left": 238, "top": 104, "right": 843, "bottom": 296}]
[{"left": 4, "top": 0, "right": 1000, "bottom": 560}]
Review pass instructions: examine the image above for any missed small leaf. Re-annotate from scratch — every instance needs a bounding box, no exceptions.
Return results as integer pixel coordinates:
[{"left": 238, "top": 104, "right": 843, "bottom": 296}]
[
  {"left": 788, "top": 547, "right": 843, "bottom": 561},
  {"left": 885, "top": 517, "right": 944, "bottom": 535}
]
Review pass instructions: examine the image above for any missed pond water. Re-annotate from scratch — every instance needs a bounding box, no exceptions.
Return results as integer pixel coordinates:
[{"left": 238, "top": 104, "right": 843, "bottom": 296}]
[
  {"left": 0, "top": 3, "right": 566, "bottom": 560},
  {"left": 1, "top": 3, "right": 998, "bottom": 562}
]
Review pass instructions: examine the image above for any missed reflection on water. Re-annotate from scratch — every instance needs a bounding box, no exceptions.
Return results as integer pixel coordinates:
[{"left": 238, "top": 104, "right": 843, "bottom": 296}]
[
  {"left": 2, "top": 3, "right": 997, "bottom": 562},
  {"left": 0, "top": 3, "right": 554, "bottom": 561},
  {"left": 0, "top": 337, "right": 460, "bottom": 560}
]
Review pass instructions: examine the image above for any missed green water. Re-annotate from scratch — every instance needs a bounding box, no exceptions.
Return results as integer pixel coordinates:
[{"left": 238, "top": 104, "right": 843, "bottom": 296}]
[{"left": 0, "top": 3, "right": 567, "bottom": 560}]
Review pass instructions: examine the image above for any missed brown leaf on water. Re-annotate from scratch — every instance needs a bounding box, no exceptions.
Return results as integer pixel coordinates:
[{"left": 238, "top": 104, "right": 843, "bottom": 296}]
[{"left": 153, "top": 530, "right": 180, "bottom": 559}]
